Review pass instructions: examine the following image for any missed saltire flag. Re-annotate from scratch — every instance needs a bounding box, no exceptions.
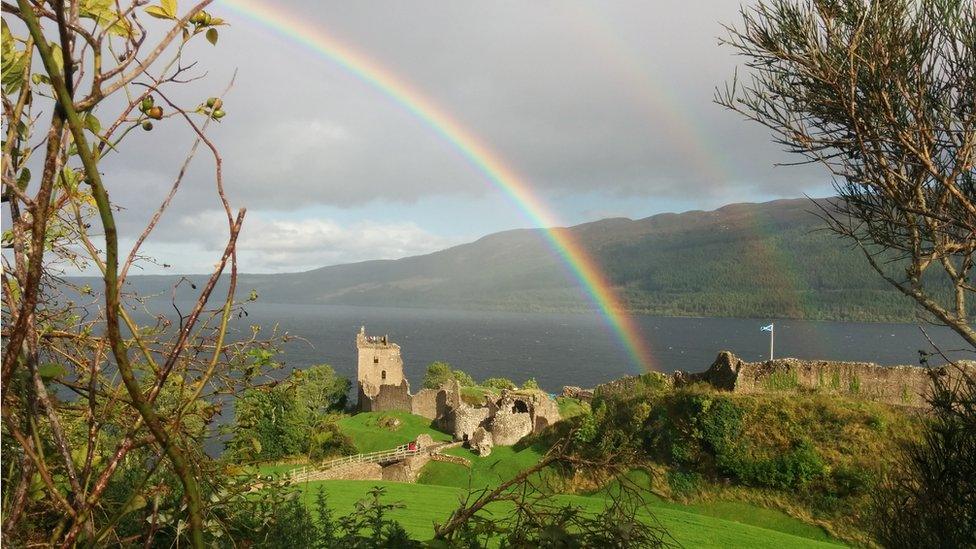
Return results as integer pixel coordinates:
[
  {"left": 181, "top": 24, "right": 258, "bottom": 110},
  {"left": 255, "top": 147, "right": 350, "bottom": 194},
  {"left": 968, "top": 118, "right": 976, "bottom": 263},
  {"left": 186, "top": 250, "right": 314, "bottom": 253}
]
[{"left": 761, "top": 323, "right": 774, "bottom": 332}]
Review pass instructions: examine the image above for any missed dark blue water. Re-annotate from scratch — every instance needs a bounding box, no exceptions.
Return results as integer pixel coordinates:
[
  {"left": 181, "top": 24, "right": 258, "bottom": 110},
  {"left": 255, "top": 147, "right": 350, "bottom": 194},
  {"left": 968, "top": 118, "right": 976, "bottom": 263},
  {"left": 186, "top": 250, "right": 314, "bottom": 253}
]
[{"left": 215, "top": 302, "right": 970, "bottom": 392}]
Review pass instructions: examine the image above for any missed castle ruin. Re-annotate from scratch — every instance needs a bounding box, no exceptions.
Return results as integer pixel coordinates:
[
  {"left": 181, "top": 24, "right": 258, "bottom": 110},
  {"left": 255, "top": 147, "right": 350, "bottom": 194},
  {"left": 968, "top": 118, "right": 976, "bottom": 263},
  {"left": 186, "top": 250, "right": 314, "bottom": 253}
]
[{"left": 355, "top": 327, "right": 560, "bottom": 454}]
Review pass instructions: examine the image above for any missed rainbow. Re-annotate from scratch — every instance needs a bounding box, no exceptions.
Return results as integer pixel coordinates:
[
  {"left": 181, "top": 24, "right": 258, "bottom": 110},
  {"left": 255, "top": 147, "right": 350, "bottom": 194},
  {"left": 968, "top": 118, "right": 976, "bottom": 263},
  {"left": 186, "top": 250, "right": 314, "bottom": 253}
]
[{"left": 217, "top": 0, "right": 656, "bottom": 371}]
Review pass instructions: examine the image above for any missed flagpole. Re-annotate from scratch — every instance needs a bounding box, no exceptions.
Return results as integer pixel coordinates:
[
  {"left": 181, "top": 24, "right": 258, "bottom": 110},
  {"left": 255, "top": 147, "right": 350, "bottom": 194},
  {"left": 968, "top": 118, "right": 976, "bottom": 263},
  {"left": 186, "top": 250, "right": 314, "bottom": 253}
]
[{"left": 769, "top": 323, "right": 775, "bottom": 361}]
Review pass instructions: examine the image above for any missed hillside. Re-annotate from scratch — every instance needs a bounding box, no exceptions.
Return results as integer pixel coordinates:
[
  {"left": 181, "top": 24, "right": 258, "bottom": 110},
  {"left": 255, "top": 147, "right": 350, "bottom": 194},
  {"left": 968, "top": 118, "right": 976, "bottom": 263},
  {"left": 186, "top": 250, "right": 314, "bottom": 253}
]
[{"left": 117, "top": 198, "right": 926, "bottom": 321}]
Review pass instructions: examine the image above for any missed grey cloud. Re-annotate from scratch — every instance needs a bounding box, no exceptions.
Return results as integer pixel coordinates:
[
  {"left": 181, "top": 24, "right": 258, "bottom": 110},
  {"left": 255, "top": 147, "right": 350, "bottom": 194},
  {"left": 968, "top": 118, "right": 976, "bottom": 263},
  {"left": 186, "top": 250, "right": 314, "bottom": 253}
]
[{"left": 95, "top": 0, "right": 825, "bottom": 220}]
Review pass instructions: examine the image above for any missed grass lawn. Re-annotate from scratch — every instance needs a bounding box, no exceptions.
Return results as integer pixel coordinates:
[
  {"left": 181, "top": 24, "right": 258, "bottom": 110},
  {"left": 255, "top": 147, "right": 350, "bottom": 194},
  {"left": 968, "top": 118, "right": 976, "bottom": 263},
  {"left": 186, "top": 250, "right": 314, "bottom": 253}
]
[
  {"left": 299, "top": 480, "right": 845, "bottom": 548},
  {"left": 336, "top": 411, "right": 452, "bottom": 453},
  {"left": 590, "top": 469, "right": 835, "bottom": 544}
]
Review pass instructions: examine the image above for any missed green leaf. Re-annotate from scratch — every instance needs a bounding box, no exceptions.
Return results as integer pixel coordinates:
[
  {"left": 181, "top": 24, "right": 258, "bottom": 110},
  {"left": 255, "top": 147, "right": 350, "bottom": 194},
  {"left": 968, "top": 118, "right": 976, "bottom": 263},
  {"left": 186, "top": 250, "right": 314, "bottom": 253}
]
[
  {"left": 49, "top": 44, "right": 64, "bottom": 77},
  {"left": 1, "top": 50, "right": 28, "bottom": 93},
  {"left": 80, "top": 0, "right": 132, "bottom": 37},
  {"left": 206, "top": 28, "right": 218, "bottom": 46},
  {"left": 82, "top": 112, "right": 101, "bottom": 135},
  {"left": 145, "top": 5, "right": 174, "bottom": 19},
  {"left": 37, "top": 363, "right": 66, "bottom": 380},
  {"left": 161, "top": 0, "right": 177, "bottom": 17}
]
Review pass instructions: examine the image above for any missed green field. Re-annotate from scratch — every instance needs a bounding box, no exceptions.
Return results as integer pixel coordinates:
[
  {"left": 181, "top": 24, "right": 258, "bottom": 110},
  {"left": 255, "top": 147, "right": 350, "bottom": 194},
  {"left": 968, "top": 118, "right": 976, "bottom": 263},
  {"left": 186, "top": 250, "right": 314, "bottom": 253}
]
[{"left": 299, "top": 480, "right": 843, "bottom": 548}]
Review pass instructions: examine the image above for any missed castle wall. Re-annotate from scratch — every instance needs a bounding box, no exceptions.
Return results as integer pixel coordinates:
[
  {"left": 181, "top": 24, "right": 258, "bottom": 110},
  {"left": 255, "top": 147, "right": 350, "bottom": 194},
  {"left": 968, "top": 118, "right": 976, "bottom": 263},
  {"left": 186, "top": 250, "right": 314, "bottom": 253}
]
[
  {"left": 453, "top": 406, "right": 491, "bottom": 441},
  {"left": 490, "top": 410, "right": 534, "bottom": 446},
  {"left": 360, "top": 380, "right": 413, "bottom": 413},
  {"left": 666, "top": 351, "right": 976, "bottom": 408},
  {"left": 411, "top": 388, "right": 445, "bottom": 420}
]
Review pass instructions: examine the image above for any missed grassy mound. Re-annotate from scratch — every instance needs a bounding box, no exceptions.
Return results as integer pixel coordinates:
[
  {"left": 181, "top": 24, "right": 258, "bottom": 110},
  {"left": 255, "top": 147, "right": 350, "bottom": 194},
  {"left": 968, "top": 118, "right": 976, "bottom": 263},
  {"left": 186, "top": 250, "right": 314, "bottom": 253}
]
[
  {"left": 336, "top": 411, "right": 452, "bottom": 453},
  {"left": 580, "top": 379, "right": 923, "bottom": 544},
  {"left": 418, "top": 445, "right": 545, "bottom": 490}
]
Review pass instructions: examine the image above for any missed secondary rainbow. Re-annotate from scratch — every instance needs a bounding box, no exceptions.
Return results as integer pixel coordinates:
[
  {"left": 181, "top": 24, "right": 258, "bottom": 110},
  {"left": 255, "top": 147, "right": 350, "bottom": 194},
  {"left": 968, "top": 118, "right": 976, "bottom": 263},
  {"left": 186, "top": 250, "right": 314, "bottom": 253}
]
[{"left": 218, "top": 0, "right": 655, "bottom": 371}]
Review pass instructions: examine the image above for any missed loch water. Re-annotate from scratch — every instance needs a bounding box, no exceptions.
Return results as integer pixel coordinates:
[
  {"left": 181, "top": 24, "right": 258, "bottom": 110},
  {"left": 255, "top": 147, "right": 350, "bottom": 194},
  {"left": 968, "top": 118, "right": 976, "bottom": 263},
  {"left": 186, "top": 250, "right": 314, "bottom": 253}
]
[{"left": 213, "top": 302, "right": 969, "bottom": 392}]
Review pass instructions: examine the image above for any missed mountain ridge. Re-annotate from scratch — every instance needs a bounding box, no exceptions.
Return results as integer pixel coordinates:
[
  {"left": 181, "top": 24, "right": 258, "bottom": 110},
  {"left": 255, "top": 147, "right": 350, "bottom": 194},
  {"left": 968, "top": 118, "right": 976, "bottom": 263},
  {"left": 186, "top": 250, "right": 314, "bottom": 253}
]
[{"left": 101, "top": 197, "right": 919, "bottom": 322}]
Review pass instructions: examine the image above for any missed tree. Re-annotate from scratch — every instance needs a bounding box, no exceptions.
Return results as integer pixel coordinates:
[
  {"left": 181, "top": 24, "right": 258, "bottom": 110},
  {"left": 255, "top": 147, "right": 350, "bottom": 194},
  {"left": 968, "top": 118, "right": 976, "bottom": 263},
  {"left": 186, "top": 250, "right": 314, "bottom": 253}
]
[
  {"left": 294, "top": 364, "right": 352, "bottom": 415},
  {"left": 0, "top": 1, "right": 282, "bottom": 546},
  {"left": 717, "top": 0, "right": 976, "bottom": 348},
  {"left": 227, "top": 366, "right": 354, "bottom": 462},
  {"left": 422, "top": 361, "right": 473, "bottom": 389},
  {"left": 719, "top": 1, "right": 976, "bottom": 545}
]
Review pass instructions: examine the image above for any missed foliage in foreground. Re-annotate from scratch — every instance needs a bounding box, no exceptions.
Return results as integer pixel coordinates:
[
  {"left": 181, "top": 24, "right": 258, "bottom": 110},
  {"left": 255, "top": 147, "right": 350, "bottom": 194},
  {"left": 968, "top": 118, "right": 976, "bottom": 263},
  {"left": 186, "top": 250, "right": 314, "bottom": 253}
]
[
  {"left": 872, "top": 365, "right": 976, "bottom": 548},
  {"left": 1, "top": 1, "right": 251, "bottom": 546}
]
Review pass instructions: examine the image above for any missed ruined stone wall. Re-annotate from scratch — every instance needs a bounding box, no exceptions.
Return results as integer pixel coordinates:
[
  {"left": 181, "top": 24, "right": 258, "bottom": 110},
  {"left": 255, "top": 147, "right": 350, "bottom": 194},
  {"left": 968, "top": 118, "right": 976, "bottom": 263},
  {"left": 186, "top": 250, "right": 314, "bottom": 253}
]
[
  {"left": 453, "top": 406, "right": 491, "bottom": 441},
  {"left": 529, "top": 393, "right": 561, "bottom": 432},
  {"left": 359, "top": 380, "right": 413, "bottom": 413},
  {"left": 673, "top": 351, "right": 976, "bottom": 409},
  {"left": 320, "top": 462, "right": 383, "bottom": 481},
  {"left": 411, "top": 384, "right": 459, "bottom": 425},
  {"left": 490, "top": 410, "right": 534, "bottom": 446}
]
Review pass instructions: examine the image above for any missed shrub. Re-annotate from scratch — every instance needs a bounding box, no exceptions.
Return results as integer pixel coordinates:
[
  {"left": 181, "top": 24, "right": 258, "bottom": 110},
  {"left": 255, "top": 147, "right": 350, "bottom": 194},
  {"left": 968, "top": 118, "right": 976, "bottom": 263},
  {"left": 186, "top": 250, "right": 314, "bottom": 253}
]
[
  {"left": 308, "top": 420, "right": 357, "bottom": 461},
  {"left": 522, "top": 377, "right": 540, "bottom": 390},
  {"left": 667, "top": 469, "right": 703, "bottom": 499},
  {"left": 699, "top": 397, "right": 744, "bottom": 456},
  {"left": 482, "top": 377, "right": 517, "bottom": 392},
  {"left": 829, "top": 466, "right": 873, "bottom": 498},
  {"left": 731, "top": 441, "right": 826, "bottom": 490}
]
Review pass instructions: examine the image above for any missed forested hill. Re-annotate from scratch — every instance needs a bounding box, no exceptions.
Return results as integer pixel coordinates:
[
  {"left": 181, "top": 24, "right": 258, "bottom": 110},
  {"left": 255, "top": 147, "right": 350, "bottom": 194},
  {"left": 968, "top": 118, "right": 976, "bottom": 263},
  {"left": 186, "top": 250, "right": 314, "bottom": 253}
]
[{"left": 119, "top": 198, "right": 921, "bottom": 322}]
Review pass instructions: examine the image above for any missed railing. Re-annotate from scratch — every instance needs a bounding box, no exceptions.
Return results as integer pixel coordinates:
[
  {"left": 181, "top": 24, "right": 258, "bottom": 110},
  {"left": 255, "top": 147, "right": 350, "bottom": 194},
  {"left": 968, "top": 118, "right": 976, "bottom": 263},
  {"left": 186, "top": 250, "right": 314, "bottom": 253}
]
[{"left": 287, "top": 444, "right": 422, "bottom": 483}]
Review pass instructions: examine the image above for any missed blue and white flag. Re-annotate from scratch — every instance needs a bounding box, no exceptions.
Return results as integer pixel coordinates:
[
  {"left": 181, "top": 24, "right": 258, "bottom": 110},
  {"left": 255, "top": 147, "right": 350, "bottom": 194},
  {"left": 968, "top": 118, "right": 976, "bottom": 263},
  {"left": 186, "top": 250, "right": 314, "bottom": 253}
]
[{"left": 761, "top": 323, "right": 774, "bottom": 332}]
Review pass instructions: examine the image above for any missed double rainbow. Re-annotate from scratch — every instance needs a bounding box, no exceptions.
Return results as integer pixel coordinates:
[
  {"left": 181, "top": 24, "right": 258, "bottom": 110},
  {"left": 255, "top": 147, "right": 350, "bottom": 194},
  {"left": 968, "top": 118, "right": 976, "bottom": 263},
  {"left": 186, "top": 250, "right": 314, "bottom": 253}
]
[{"left": 218, "top": 0, "right": 655, "bottom": 372}]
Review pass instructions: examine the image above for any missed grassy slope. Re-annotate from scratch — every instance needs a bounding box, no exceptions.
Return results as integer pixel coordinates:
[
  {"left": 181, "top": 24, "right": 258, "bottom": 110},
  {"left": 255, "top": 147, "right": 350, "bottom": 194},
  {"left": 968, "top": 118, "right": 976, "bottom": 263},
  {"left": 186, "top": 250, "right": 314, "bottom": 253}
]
[
  {"left": 336, "top": 411, "right": 452, "bottom": 453},
  {"left": 300, "top": 480, "right": 844, "bottom": 548},
  {"left": 417, "top": 445, "right": 545, "bottom": 491}
]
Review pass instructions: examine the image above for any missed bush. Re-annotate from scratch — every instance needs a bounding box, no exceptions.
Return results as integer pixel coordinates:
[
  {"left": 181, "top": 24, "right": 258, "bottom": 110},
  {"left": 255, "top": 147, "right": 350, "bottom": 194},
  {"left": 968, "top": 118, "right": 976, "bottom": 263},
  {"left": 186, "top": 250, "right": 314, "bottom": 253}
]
[
  {"left": 227, "top": 365, "right": 352, "bottom": 461},
  {"left": 482, "top": 377, "right": 516, "bottom": 392},
  {"left": 308, "top": 419, "right": 357, "bottom": 461},
  {"left": 667, "top": 469, "right": 703, "bottom": 499},
  {"left": 522, "top": 377, "right": 540, "bottom": 390},
  {"left": 731, "top": 440, "right": 826, "bottom": 490}
]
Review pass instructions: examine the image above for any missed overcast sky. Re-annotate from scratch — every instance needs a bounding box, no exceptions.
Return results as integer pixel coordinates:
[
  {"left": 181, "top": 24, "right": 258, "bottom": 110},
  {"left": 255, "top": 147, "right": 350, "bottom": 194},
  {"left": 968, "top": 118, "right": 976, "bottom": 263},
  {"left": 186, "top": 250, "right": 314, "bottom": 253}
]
[{"left": 89, "top": 0, "right": 829, "bottom": 274}]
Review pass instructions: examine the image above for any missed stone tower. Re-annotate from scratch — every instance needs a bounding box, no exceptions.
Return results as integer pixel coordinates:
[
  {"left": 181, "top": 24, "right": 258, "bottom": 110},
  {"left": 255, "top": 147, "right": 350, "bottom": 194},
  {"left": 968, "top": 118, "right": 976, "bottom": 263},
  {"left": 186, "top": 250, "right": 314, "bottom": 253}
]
[{"left": 356, "top": 326, "right": 405, "bottom": 402}]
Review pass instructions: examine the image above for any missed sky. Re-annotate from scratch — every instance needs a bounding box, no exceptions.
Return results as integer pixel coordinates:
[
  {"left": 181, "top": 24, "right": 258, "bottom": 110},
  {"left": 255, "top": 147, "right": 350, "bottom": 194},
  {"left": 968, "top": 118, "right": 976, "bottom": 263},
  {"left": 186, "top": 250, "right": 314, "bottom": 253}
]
[{"left": 84, "top": 0, "right": 830, "bottom": 274}]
